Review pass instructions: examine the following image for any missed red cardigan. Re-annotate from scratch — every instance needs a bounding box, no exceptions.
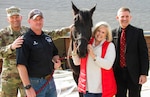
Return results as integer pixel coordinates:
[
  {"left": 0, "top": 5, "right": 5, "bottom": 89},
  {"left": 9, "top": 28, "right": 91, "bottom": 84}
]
[{"left": 78, "top": 38, "right": 117, "bottom": 97}]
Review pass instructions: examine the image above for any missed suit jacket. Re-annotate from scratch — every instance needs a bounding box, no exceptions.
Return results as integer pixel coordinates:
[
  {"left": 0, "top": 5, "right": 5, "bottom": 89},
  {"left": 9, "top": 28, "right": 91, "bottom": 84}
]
[{"left": 112, "top": 24, "right": 149, "bottom": 84}]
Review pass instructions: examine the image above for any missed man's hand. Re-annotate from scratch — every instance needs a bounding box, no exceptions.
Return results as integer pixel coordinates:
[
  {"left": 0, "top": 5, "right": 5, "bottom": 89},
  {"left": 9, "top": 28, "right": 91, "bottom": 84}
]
[
  {"left": 11, "top": 36, "right": 24, "bottom": 50},
  {"left": 139, "top": 75, "right": 147, "bottom": 84},
  {"left": 52, "top": 55, "right": 61, "bottom": 69},
  {"left": 25, "top": 87, "right": 36, "bottom": 97},
  {"left": 53, "top": 59, "right": 61, "bottom": 69}
]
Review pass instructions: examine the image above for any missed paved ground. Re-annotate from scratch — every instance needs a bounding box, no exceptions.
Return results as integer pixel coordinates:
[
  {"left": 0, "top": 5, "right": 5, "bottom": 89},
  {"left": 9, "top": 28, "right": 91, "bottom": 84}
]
[{"left": 141, "top": 70, "right": 150, "bottom": 97}]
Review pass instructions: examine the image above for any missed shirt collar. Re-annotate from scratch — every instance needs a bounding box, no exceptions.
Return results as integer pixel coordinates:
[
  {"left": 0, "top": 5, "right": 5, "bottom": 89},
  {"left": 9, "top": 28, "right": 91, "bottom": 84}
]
[
  {"left": 29, "top": 28, "right": 44, "bottom": 36},
  {"left": 119, "top": 24, "right": 130, "bottom": 32}
]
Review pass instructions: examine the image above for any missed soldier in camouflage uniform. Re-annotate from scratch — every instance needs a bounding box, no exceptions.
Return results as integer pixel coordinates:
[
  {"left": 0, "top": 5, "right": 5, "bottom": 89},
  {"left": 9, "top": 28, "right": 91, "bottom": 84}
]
[{"left": 0, "top": 6, "right": 70, "bottom": 97}]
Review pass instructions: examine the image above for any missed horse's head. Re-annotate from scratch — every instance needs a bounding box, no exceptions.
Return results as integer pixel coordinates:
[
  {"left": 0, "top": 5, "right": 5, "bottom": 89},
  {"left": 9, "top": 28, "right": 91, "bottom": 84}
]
[{"left": 71, "top": 1, "right": 96, "bottom": 58}]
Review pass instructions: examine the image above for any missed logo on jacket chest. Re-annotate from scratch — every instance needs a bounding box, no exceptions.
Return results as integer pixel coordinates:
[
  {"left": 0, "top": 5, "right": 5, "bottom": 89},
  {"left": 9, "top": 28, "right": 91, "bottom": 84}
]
[{"left": 33, "top": 41, "right": 38, "bottom": 45}]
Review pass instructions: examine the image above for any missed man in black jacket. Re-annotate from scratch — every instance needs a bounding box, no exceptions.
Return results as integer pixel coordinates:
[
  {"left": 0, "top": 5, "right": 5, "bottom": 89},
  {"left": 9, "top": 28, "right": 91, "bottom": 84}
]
[{"left": 112, "top": 7, "right": 149, "bottom": 97}]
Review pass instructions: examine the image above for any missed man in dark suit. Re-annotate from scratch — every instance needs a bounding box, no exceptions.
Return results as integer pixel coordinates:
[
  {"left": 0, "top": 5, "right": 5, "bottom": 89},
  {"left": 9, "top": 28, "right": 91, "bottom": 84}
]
[{"left": 112, "top": 7, "right": 149, "bottom": 97}]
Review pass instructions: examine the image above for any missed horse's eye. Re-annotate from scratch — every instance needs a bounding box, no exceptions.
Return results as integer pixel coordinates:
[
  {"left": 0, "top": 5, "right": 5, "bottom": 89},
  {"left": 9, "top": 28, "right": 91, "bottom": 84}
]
[
  {"left": 74, "top": 17, "right": 77, "bottom": 21},
  {"left": 74, "top": 16, "right": 81, "bottom": 27},
  {"left": 74, "top": 15, "right": 80, "bottom": 22}
]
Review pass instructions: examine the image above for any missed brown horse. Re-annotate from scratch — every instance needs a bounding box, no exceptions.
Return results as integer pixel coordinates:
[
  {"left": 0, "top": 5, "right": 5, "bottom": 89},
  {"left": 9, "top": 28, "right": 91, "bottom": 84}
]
[{"left": 68, "top": 1, "right": 96, "bottom": 97}]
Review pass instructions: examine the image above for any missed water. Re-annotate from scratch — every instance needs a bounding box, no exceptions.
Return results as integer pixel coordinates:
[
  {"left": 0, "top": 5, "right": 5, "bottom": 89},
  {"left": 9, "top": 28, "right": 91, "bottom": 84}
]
[{"left": 0, "top": 0, "right": 150, "bottom": 31}]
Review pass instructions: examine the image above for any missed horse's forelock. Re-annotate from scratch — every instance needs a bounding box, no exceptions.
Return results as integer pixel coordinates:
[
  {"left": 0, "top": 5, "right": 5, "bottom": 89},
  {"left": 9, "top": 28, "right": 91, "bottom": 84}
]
[{"left": 80, "top": 11, "right": 92, "bottom": 23}]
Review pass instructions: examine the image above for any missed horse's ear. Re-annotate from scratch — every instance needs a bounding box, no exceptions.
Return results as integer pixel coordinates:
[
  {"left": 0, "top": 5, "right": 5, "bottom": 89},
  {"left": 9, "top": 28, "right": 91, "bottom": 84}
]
[
  {"left": 90, "top": 4, "right": 96, "bottom": 16},
  {"left": 71, "top": 1, "right": 79, "bottom": 15}
]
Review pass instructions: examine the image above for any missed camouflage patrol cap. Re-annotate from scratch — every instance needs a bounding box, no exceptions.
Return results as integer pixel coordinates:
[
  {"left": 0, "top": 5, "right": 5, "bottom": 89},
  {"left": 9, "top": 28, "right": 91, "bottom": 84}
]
[
  {"left": 28, "top": 9, "right": 43, "bottom": 20},
  {"left": 6, "top": 6, "right": 21, "bottom": 17}
]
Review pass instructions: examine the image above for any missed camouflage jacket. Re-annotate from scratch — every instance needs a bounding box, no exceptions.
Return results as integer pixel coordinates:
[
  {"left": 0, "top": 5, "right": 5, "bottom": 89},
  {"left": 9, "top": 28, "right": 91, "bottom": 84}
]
[{"left": 0, "top": 26, "right": 70, "bottom": 76}]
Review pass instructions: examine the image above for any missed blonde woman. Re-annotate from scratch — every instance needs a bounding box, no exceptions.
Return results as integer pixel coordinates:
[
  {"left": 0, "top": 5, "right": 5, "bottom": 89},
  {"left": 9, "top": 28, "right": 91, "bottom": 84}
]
[{"left": 72, "top": 21, "right": 117, "bottom": 97}]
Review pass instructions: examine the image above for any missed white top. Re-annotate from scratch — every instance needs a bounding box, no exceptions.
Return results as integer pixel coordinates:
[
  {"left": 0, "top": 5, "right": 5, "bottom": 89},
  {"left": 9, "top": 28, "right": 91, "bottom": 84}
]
[{"left": 72, "top": 39, "right": 116, "bottom": 93}]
